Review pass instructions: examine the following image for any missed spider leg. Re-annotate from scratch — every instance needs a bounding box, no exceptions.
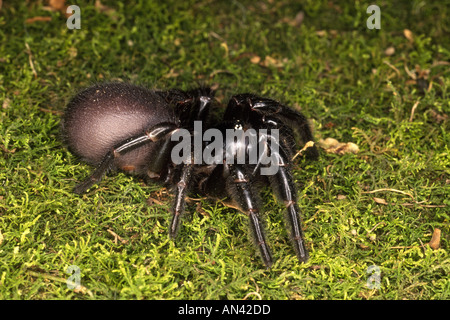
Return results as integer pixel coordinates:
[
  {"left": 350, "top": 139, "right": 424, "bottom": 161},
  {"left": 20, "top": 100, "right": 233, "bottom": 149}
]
[
  {"left": 73, "top": 122, "right": 178, "bottom": 194},
  {"left": 268, "top": 150, "right": 309, "bottom": 263},
  {"left": 169, "top": 162, "right": 194, "bottom": 239},
  {"left": 200, "top": 164, "right": 273, "bottom": 266},
  {"left": 167, "top": 90, "right": 214, "bottom": 237},
  {"left": 228, "top": 164, "right": 273, "bottom": 268},
  {"left": 249, "top": 127, "right": 309, "bottom": 262}
]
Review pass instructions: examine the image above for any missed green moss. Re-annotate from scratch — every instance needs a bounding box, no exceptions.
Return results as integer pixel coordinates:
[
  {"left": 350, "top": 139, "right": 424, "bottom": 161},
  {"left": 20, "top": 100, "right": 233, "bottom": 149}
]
[{"left": 0, "top": 0, "right": 448, "bottom": 299}]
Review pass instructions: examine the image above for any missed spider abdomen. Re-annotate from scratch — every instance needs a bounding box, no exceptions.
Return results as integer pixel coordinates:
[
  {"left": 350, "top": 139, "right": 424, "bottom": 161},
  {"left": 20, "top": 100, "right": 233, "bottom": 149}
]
[{"left": 62, "top": 83, "right": 175, "bottom": 173}]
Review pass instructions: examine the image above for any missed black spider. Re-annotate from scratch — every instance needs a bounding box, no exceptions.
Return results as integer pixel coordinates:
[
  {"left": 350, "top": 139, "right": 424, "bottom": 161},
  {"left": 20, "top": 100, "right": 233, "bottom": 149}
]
[{"left": 62, "top": 82, "right": 318, "bottom": 268}]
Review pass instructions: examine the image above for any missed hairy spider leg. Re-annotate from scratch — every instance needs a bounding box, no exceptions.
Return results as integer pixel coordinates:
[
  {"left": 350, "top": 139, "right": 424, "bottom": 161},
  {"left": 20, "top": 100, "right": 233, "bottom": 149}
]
[
  {"left": 268, "top": 150, "right": 309, "bottom": 263},
  {"left": 256, "top": 117, "right": 310, "bottom": 262},
  {"left": 73, "top": 122, "right": 178, "bottom": 194},
  {"left": 228, "top": 164, "right": 273, "bottom": 268},
  {"left": 250, "top": 128, "right": 309, "bottom": 263}
]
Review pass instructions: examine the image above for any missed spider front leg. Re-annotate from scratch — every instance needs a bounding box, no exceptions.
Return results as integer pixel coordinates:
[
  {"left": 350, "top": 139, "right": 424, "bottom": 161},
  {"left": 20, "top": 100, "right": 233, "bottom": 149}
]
[
  {"left": 227, "top": 164, "right": 273, "bottom": 268},
  {"left": 261, "top": 130, "right": 310, "bottom": 262},
  {"left": 254, "top": 130, "right": 309, "bottom": 263},
  {"left": 73, "top": 122, "right": 178, "bottom": 194},
  {"left": 268, "top": 154, "right": 309, "bottom": 263}
]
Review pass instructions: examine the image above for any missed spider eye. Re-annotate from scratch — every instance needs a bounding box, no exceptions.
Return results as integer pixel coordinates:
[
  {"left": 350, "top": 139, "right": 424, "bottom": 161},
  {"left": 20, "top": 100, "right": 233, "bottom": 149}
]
[{"left": 234, "top": 122, "right": 243, "bottom": 130}]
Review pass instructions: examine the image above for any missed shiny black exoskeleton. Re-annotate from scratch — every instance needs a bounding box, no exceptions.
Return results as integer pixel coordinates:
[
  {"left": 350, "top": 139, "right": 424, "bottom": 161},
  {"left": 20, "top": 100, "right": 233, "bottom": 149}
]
[{"left": 62, "top": 82, "right": 318, "bottom": 268}]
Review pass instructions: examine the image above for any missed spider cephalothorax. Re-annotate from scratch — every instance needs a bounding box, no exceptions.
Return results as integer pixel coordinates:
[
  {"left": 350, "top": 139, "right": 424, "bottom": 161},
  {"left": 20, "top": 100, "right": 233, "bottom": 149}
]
[{"left": 62, "top": 82, "right": 318, "bottom": 268}]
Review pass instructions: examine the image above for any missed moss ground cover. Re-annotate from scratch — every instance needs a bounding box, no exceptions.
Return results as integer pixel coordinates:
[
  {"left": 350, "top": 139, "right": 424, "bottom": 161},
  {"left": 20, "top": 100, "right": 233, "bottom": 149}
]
[{"left": 0, "top": 1, "right": 448, "bottom": 299}]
